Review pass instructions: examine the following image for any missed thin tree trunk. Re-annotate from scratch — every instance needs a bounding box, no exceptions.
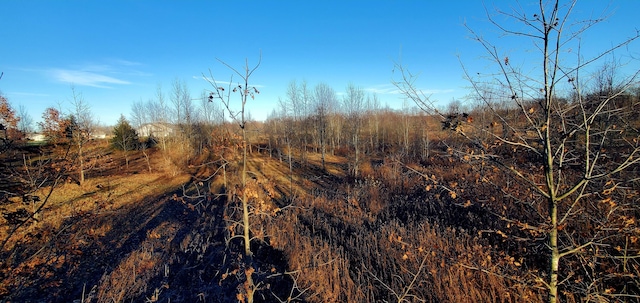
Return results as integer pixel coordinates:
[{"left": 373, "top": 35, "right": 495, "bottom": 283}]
[
  {"left": 288, "top": 139, "right": 293, "bottom": 197},
  {"left": 545, "top": 108, "right": 559, "bottom": 303},
  {"left": 143, "top": 149, "right": 152, "bottom": 172},
  {"left": 320, "top": 130, "right": 326, "bottom": 170},
  {"left": 353, "top": 131, "right": 360, "bottom": 176},
  {"left": 549, "top": 197, "right": 559, "bottom": 303},
  {"left": 241, "top": 127, "right": 251, "bottom": 258},
  {"left": 78, "top": 142, "right": 85, "bottom": 185}
]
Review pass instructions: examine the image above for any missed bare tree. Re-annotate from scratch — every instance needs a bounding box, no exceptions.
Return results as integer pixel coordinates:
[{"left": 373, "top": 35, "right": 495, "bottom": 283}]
[
  {"left": 130, "top": 98, "right": 148, "bottom": 129},
  {"left": 287, "top": 80, "right": 302, "bottom": 121},
  {"left": 313, "top": 82, "right": 337, "bottom": 170},
  {"left": 394, "top": 1, "right": 640, "bottom": 302},
  {"left": 286, "top": 80, "right": 308, "bottom": 161},
  {"left": 170, "top": 78, "right": 185, "bottom": 125},
  {"left": 152, "top": 85, "right": 169, "bottom": 150},
  {"left": 68, "top": 86, "right": 94, "bottom": 185},
  {"left": 199, "top": 89, "right": 222, "bottom": 125},
  {"left": 16, "top": 105, "right": 33, "bottom": 135},
  {"left": 401, "top": 98, "right": 411, "bottom": 156},
  {"left": 343, "top": 83, "right": 365, "bottom": 176},
  {"left": 365, "top": 93, "right": 381, "bottom": 154},
  {"left": 300, "top": 80, "right": 311, "bottom": 161},
  {"left": 206, "top": 54, "right": 261, "bottom": 258},
  {"left": 170, "top": 78, "right": 194, "bottom": 152},
  {"left": 278, "top": 96, "right": 296, "bottom": 197},
  {"left": 206, "top": 53, "right": 262, "bottom": 303},
  {"left": 264, "top": 109, "right": 281, "bottom": 159}
]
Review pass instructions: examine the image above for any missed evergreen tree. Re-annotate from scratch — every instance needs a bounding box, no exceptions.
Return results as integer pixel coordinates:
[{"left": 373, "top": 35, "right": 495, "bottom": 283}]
[{"left": 111, "top": 114, "right": 138, "bottom": 151}]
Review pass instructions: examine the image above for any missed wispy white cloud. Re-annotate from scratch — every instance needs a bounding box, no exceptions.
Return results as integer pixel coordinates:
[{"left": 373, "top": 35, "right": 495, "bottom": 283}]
[
  {"left": 51, "top": 69, "right": 131, "bottom": 88},
  {"left": 46, "top": 59, "right": 148, "bottom": 88}
]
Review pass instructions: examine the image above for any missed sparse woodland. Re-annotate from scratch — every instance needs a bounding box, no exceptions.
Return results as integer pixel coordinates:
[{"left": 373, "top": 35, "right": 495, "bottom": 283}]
[{"left": 1, "top": 1, "right": 640, "bottom": 302}]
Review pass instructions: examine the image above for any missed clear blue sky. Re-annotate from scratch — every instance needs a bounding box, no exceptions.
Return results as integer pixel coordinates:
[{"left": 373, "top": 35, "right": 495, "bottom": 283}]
[{"left": 2, "top": 1, "right": 639, "bottom": 126}]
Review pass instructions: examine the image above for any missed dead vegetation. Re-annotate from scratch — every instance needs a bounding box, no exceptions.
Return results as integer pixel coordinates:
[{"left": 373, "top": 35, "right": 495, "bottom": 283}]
[{"left": 1, "top": 113, "right": 635, "bottom": 303}]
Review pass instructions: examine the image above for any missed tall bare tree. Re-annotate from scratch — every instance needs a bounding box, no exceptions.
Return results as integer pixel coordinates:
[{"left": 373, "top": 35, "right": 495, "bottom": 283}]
[
  {"left": 300, "top": 79, "right": 311, "bottom": 161},
  {"left": 130, "top": 98, "right": 148, "bottom": 129},
  {"left": 170, "top": 78, "right": 185, "bottom": 125},
  {"left": 343, "top": 83, "right": 365, "bottom": 176},
  {"left": 68, "top": 87, "right": 94, "bottom": 185},
  {"left": 365, "top": 93, "right": 381, "bottom": 154},
  {"left": 278, "top": 97, "right": 296, "bottom": 197},
  {"left": 285, "top": 79, "right": 309, "bottom": 161},
  {"left": 313, "top": 82, "right": 337, "bottom": 170},
  {"left": 206, "top": 54, "right": 261, "bottom": 258},
  {"left": 170, "top": 78, "right": 194, "bottom": 152},
  {"left": 394, "top": 1, "right": 640, "bottom": 302},
  {"left": 206, "top": 54, "right": 262, "bottom": 303},
  {"left": 199, "top": 89, "right": 222, "bottom": 125},
  {"left": 16, "top": 105, "right": 33, "bottom": 135},
  {"left": 152, "top": 84, "right": 169, "bottom": 150}
]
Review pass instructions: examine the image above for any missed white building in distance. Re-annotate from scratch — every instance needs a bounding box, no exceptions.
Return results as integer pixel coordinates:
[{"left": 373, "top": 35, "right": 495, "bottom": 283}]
[{"left": 137, "top": 122, "right": 175, "bottom": 138}]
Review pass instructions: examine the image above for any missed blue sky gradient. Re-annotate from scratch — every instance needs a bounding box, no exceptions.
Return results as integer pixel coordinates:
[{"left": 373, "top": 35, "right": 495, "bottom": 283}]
[{"left": 2, "top": 1, "right": 639, "bottom": 126}]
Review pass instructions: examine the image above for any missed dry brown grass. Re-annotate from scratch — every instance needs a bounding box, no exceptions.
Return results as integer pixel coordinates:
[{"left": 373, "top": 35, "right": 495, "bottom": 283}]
[
  {"left": 0, "top": 173, "right": 189, "bottom": 249},
  {"left": 2, "top": 119, "right": 633, "bottom": 302},
  {"left": 0, "top": 146, "right": 191, "bottom": 302},
  {"left": 244, "top": 151, "right": 347, "bottom": 201},
  {"left": 248, "top": 144, "right": 548, "bottom": 302}
]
